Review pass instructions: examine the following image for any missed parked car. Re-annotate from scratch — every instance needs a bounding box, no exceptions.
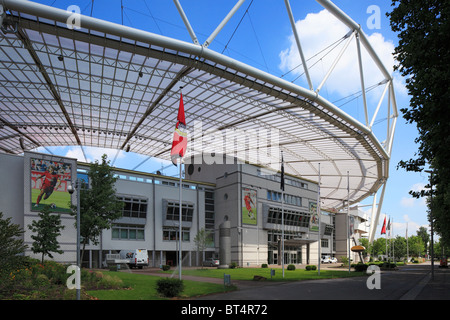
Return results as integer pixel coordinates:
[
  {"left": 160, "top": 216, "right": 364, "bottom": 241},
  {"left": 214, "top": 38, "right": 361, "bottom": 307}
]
[
  {"left": 321, "top": 255, "right": 338, "bottom": 263},
  {"left": 202, "top": 258, "right": 220, "bottom": 267}
]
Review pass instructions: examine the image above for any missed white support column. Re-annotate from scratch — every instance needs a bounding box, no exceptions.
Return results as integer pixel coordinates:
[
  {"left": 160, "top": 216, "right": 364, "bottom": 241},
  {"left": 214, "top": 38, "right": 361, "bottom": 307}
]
[
  {"left": 369, "top": 80, "right": 390, "bottom": 129},
  {"left": 355, "top": 32, "right": 369, "bottom": 127},
  {"left": 284, "top": 0, "right": 314, "bottom": 91},
  {"left": 369, "top": 182, "right": 387, "bottom": 244},
  {"left": 173, "top": 0, "right": 199, "bottom": 45},
  {"left": 316, "top": 30, "right": 354, "bottom": 94},
  {"left": 203, "top": 0, "right": 246, "bottom": 48}
]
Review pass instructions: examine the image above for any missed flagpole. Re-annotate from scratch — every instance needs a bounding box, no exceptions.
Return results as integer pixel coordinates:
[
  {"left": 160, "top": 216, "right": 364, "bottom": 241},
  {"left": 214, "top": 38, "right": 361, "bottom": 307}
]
[
  {"left": 281, "top": 152, "right": 285, "bottom": 278},
  {"left": 392, "top": 217, "right": 395, "bottom": 263},
  {"left": 179, "top": 158, "right": 182, "bottom": 280},
  {"left": 406, "top": 222, "right": 409, "bottom": 263},
  {"left": 348, "top": 172, "right": 351, "bottom": 272},
  {"left": 385, "top": 215, "right": 387, "bottom": 261},
  {"left": 282, "top": 187, "right": 285, "bottom": 278}
]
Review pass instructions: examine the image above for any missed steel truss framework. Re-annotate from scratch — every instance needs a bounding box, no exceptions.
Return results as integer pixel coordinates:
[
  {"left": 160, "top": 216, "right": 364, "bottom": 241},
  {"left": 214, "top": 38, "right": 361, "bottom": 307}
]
[{"left": 0, "top": 0, "right": 397, "bottom": 242}]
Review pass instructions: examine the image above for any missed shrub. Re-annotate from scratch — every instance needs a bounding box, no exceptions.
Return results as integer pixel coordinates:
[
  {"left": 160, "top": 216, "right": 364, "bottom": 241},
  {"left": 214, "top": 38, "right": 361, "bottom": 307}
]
[
  {"left": 353, "top": 263, "right": 368, "bottom": 272},
  {"left": 287, "top": 264, "right": 296, "bottom": 271},
  {"left": 381, "top": 262, "right": 397, "bottom": 269},
  {"left": 33, "top": 274, "right": 51, "bottom": 287},
  {"left": 98, "top": 274, "right": 124, "bottom": 289},
  {"left": 156, "top": 278, "right": 184, "bottom": 298},
  {"left": 261, "top": 264, "right": 268, "bottom": 268},
  {"left": 108, "top": 264, "right": 119, "bottom": 271},
  {"left": 305, "top": 265, "right": 316, "bottom": 271},
  {"left": 229, "top": 262, "right": 237, "bottom": 269},
  {"left": 161, "top": 265, "right": 171, "bottom": 271}
]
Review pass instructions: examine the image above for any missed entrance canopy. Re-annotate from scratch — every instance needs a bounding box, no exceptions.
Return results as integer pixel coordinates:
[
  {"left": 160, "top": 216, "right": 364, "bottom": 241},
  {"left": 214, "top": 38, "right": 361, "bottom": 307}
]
[{"left": 0, "top": 0, "right": 397, "bottom": 214}]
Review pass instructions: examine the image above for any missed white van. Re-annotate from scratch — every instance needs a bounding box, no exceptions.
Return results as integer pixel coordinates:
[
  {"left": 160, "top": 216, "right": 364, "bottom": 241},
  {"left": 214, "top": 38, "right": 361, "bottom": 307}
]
[{"left": 119, "top": 249, "right": 149, "bottom": 269}]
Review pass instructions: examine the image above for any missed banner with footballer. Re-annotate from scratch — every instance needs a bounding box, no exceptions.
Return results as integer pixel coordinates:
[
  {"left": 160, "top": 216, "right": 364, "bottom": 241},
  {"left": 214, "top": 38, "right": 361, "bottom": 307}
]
[
  {"left": 242, "top": 188, "right": 257, "bottom": 225},
  {"left": 30, "top": 158, "right": 72, "bottom": 213}
]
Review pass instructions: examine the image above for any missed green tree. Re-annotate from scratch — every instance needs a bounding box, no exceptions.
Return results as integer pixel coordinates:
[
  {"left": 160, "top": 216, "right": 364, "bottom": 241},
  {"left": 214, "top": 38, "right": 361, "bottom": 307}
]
[
  {"left": 359, "top": 238, "right": 370, "bottom": 259},
  {"left": 388, "top": 1, "right": 450, "bottom": 247},
  {"left": 372, "top": 237, "right": 386, "bottom": 258},
  {"left": 28, "top": 205, "right": 65, "bottom": 263},
  {"left": 408, "top": 235, "right": 425, "bottom": 258},
  {"left": 416, "top": 226, "right": 430, "bottom": 254},
  {"left": 0, "top": 212, "right": 28, "bottom": 284},
  {"left": 72, "top": 154, "right": 123, "bottom": 262},
  {"left": 393, "top": 236, "right": 407, "bottom": 262},
  {"left": 193, "top": 228, "right": 212, "bottom": 267}
]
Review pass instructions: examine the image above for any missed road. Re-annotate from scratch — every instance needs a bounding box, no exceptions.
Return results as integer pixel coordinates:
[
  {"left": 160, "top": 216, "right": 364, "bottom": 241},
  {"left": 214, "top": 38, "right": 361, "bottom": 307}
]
[{"left": 193, "top": 262, "right": 447, "bottom": 300}]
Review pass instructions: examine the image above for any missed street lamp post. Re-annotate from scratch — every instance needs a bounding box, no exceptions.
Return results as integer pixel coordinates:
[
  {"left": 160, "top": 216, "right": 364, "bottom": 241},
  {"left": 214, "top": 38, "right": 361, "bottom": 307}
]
[
  {"left": 424, "top": 170, "right": 434, "bottom": 281},
  {"left": 68, "top": 179, "right": 81, "bottom": 300}
]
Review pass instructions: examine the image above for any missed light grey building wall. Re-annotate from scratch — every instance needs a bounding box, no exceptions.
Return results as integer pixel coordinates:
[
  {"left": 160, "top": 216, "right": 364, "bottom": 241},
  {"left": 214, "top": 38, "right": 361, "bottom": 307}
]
[
  {"left": 0, "top": 153, "right": 25, "bottom": 229},
  {"left": 1, "top": 151, "right": 340, "bottom": 268},
  {"left": 186, "top": 154, "right": 331, "bottom": 266},
  {"left": 1, "top": 152, "right": 78, "bottom": 264},
  {"left": 79, "top": 163, "right": 216, "bottom": 268}
]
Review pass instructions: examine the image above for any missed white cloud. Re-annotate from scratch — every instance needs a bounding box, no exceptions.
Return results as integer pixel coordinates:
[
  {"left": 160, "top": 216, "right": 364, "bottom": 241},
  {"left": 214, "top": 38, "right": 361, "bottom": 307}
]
[
  {"left": 64, "top": 146, "right": 126, "bottom": 163},
  {"left": 279, "top": 9, "right": 405, "bottom": 99},
  {"left": 400, "top": 183, "right": 427, "bottom": 208},
  {"left": 65, "top": 147, "right": 87, "bottom": 162},
  {"left": 400, "top": 197, "right": 416, "bottom": 208}
]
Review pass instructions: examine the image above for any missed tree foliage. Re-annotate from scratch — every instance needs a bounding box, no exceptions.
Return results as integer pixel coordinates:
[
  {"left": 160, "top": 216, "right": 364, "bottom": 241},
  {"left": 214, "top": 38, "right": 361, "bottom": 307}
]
[
  {"left": 388, "top": 0, "right": 450, "bottom": 246},
  {"left": 0, "top": 212, "right": 27, "bottom": 280},
  {"left": 194, "top": 228, "right": 212, "bottom": 267},
  {"left": 28, "top": 205, "right": 65, "bottom": 263},
  {"left": 71, "top": 154, "right": 123, "bottom": 260}
]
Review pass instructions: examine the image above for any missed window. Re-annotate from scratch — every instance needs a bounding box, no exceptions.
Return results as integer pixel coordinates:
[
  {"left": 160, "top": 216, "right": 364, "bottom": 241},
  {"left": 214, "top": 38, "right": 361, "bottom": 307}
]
[
  {"left": 267, "top": 190, "right": 301, "bottom": 206},
  {"left": 117, "top": 196, "right": 148, "bottom": 219},
  {"left": 324, "top": 224, "right": 334, "bottom": 236},
  {"left": 162, "top": 227, "right": 190, "bottom": 242},
  {"left": 205, "top": 190, "right": 215, "bottom": 247},
  {"left": 165, "top": 201, "right": 194, "bottom": 222},
  {"left": 112, "top": 224, "right": 145, "bottom": 240},
  {"left": 267, "top": 207, "right": 310, "bottom": 228}
]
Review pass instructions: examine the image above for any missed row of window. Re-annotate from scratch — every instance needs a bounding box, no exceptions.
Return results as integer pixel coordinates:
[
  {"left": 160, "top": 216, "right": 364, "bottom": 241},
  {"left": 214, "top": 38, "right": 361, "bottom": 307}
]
[
  {"left": 111, "top": 225, "right": 191, "bottom": 242},
  {"left": 266, "top": 207, "right": 311, "bottom": 228},
  {"left": 162, "top": 227, "right": 190, "bottom": 242},
  {"left": 257, "top": 168, "right": 308, "bottom": 189},
  {"left": 112, "top": 224, "right": 145, "bottom": 240},
  {"left": 267, "top": 190, "right": 302, "bottom": 206},
  {"left": 204, "top": 190, "right": 215, "bottom": 247}
]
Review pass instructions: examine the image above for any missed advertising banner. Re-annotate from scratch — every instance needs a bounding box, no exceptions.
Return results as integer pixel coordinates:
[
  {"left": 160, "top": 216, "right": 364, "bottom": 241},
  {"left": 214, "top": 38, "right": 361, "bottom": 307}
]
[
  {"left": 242, "top": 188, "right": 257, "bottom": 225},
  {"left": 30, "top": 158, "right": 72, "bottom": 213},
  {"left": 309, "top": 201, "right": 319, "bottom": 232}
]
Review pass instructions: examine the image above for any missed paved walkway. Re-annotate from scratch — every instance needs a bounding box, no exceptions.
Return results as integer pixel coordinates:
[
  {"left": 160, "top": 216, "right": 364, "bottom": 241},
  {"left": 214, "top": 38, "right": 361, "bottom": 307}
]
[{"left": 129, "top": 262, "right": 449, "bottom": 300}]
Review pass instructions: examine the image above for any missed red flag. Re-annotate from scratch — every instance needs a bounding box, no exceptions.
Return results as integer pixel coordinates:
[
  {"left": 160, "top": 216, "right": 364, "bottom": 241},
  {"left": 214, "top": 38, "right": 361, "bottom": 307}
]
[
  {"left": 170, "top": 93, "right": 187, "bottom": 166},
  {"left": 381, "top": 216, "right": 386, "bottom": 235}
]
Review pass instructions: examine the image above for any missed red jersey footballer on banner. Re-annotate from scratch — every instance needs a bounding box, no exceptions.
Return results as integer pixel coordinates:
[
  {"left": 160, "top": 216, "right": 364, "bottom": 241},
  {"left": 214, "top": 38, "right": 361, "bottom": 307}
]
[{"left": 34, "top": 166, "right": 61, "bottom": 207}]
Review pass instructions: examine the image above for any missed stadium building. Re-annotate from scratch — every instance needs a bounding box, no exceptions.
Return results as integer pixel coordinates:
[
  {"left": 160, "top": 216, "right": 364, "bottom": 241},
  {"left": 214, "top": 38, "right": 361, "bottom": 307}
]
[
  {"left": 0, "top": 151, "right": 343, "bottom": 268},
  {"left": 0, "top": 0, "right": 398, "bottom": 268}
]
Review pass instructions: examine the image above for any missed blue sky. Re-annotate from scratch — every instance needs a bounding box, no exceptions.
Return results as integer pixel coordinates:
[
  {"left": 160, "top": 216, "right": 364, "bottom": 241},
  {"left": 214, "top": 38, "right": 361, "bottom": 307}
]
[{"left": 30, "top": 0, "right": 430, "bottom": 240}]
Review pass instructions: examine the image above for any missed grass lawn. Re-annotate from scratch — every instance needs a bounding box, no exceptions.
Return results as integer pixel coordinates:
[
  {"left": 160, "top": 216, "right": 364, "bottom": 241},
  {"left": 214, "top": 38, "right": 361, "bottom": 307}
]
[
  {"left": 87, "top": 271, "right": 235, "bottom": 300},
  {"left": 161, "top": 267, "right": 367, "bottom": 281},
  {"left": 87, "top": 267, "right": 367, "bottom": 300}
]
